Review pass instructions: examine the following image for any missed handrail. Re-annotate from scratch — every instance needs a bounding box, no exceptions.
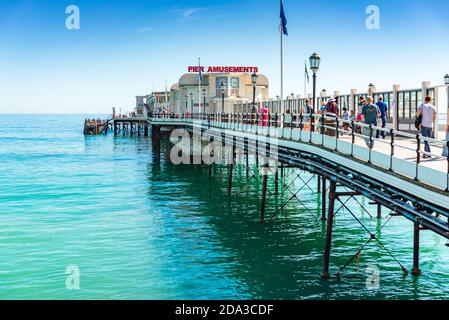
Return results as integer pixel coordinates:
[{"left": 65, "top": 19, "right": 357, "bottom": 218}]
[{"left": 149, "top": 112, "right": 449, "bottom": 191}]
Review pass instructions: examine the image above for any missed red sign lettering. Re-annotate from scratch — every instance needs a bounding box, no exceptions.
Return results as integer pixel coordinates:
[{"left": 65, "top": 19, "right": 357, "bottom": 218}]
[{"left": 188, "top": 66, "right": 259, "bottom": 73}]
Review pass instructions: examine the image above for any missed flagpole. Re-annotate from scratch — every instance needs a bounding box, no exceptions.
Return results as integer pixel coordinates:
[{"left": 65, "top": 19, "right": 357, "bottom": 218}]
[
  {"left": 280, "top": 28, "right": 284, "bottom": 118},
  {"left": 304, "top": 72, "right": 306, "bottom": 101}
]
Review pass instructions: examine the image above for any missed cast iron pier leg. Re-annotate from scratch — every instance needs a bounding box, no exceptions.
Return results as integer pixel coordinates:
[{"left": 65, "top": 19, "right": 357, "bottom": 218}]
[
  {"left": 377, "top": 203, "right": 382, "bottom": 219},
  {"left": 245, "top": 138, "right": 249, "bottom": 180},
  {"left": 321, "top": 177, "right": 327, "bottom": 221},
  {"left": 260, "top": 164, "right": 269, "bottom": 223},
  {"left": 275, "top": 163, "right": 279, "bottom": 195},
  {"left": 412, "top": 221, "right": 421, "bottom": 276},
  {"left": 322, "top": 180, "right": 337, "bottom": 279},
  {"left": 228, "top": 141, "right": 236, "bottom": 195}
]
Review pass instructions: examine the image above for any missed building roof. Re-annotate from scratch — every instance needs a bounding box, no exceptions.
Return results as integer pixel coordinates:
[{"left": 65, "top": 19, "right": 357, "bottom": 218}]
[{"left": 179, "top": 74, "right": 209, "bottom": 87}]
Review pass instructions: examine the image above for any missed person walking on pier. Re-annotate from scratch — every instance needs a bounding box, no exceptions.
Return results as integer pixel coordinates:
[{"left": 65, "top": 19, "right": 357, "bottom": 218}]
[
  {"left": 417, "top": 96, "right": 437, "bottom": 158},
  {"left": 303, "top": 99, "right": 312, "bottom": 130},
  {"left": 259, "top": 105, "right": 269, "bottom": 127},
  {"left": 251, "top": 104, "right": 257, "bottom": 125},
  {"left": 356, "top": 96, "right": 366, "bottom": 122},
  {"left": 342, "top": 108, "right": 350, "bottom": 131},
  {"left": 376, "top": 96, "right": 388, "bottom": 139},
  {"left": 361, "top": 96, "right": 380, "bottom": 148},
  {"left": 324, "top": 96, "right": 339, "bottom": 136}
]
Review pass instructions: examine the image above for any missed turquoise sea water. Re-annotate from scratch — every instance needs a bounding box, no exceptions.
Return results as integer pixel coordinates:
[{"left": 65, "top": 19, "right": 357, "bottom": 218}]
[{"left": 0, "top": 114, "right": 449, "bottom": 300}]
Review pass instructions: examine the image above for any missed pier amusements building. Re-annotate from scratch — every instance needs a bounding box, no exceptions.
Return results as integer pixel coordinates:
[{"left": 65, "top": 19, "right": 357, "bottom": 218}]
[{"left": 168, "top": 66, "right": 269, "bottom": 114}]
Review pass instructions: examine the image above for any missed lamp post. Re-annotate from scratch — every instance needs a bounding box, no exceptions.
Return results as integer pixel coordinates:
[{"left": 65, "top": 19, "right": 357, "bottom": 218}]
[
  {"left": 221, "top": 83, "right": 225, "bottom": 113},
  {"left": 368, "top": 83, "right": 375, "bottom": 97},
  {"left": 251, "top": 72, "right": 258, "bottom": 112},
  {"left": 190, "top": 93, "right": 193, "bottom": 115},
  {"left": 276, "top": 95, "right": 280, "bottom": 114},
  {"left": 309, "top": 53, "right": 321, "bottom": 131},
  {"left": 203, "top": 88, "right": 207, "bottom": 114},
  {"left": 290, "top": 93, "right": 295, "bottom": 113},
  {"left": 321, "top": 89, "right": 327, "bottom": 103},
  {"left": 184, "top": 95, "right": 188, "bottom": 114}
]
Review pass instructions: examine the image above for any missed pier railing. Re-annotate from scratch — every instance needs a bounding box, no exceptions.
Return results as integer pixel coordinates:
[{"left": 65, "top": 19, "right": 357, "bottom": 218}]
[{"left": 150, "top": 112, "right": 449, "bottom": 191}]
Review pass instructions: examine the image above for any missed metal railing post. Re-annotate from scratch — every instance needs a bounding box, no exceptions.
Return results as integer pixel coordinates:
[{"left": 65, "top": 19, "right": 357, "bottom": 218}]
[
  {"left": 415, "top": 134, "right": 421, "bottom": 181},
  {"left": 390, "top": 129, "right": 395, "bottom": 171},
  {"left": 351, "top": 120, "right": 355, "bottom": 157},
  {"left": 368, "top": 124, "right": 373, "bottom": 164},
  {"left": 335, "top": 117, "right": 340, "bottom": 151},
  {"left": 321, "top": 114, "right": 325, "bottom": 146},
  {"left": 309, "top": 113, "right": 313, "bottom": 143},
  {"left": 446, "top": 141, "right": 449, "bottom": 191}
]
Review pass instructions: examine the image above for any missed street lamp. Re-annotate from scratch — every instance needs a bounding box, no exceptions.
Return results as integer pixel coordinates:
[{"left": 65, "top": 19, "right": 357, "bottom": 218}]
[
  {"left": 309, "top": 52, "right": 321, "bottom": 130},
  {"left": 190, "top": 92, "right": 193, "bottom": 115},
  {"left": 290, "top": 93, "right": 295, "bottom": 113},
  {"left": 321, "top": 89, "right": 327, "bottom": 102},
  {"left": 251, "top": 72, "right": 258, "bottom": 112},
  {"left": 202, "top": 88, "right": 207, "bottom": 114},
  {"left": 221, "top": 83, "right": 225, "bottom": 113},
  {"left": 276, "top": 95, "right": 280, "bottom": 114},
  {"left": 184, "top": 94, "right": 188, "bottom": 114},
  {"left": 444, "top": 74, "right": 449, "bottom": 86},
  {"left": 368, "top": 83, "right": 376, "bottom": 97}
]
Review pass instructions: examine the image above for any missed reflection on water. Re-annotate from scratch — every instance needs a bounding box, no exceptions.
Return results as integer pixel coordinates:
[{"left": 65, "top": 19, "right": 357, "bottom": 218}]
[{"left": 0, "top": 115, "right": 448, "bottom": 300}]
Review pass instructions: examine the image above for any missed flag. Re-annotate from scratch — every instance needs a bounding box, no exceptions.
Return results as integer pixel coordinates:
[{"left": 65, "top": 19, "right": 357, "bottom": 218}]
[
  {"left": 305, "top": 61, "right": 309, "bottom": 83},
  {"left": 280, "top": 0, "right": 288, "bottom": 36},
  {"left": 198, "top": 58, "right": 203, "bottom": 82}
]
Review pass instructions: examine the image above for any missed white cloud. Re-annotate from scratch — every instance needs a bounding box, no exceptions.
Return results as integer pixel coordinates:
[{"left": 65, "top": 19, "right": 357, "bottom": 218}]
[
  {"left": 138, "top": 26, "right": 153, "bottom": 33},
  {"left": 180, "top": 8, "right": 205, "bottom": 19}
]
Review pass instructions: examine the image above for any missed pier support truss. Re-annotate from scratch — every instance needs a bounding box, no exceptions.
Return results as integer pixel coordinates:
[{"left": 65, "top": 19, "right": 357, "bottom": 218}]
[
  {"left": 140, "top": 122, "right": 449, "bottom": 277},
  {"left": 113, "top": 120, "right": 150, "bottom": 138}
]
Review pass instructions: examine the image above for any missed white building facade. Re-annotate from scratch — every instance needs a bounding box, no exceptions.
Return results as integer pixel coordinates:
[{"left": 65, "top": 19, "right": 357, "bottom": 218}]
[{"left": 170, "top": 68, "right": 269, "bottom": 114}]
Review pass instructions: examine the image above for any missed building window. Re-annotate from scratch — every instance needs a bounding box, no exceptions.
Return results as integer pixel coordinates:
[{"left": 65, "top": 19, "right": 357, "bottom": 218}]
[
  {"left": 230, "top": 77, "right": 240, "bottom": 97},
  {"left": 216, "top": 77, "right": 228, "bottom": 97}
]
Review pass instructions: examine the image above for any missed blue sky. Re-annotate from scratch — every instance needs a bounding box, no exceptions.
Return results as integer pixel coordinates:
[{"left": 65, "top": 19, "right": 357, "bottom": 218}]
[{"left": 0, "top": 0, "right": 448, "bottom": 114}]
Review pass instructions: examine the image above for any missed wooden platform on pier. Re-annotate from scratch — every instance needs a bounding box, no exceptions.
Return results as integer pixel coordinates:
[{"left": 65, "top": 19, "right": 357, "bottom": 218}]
[{"left": 83, "top": 118, "right": 112, "bottom": 135}]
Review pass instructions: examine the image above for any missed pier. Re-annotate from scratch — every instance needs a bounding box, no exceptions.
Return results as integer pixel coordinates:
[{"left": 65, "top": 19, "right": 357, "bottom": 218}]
[
  {"left": 140, "top": 113, "right": 449, "bottom": 278},
  {"left": 91, "top": 81, "right": 449, "bottom": 279}
]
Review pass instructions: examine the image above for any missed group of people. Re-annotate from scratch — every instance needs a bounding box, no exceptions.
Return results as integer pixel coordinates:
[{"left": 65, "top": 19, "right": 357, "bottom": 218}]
[
  {"left": 353, "top": 96, "right": 389, "bottom": 148},
  {"left": 247, "top": 94, "right": 441, "bottom": 158},
  {"left": 330, "top": 94, "right": 439, "bottom": 157},
  {"left": 251, "top": 104, "right": 270, "bottom": 126}
]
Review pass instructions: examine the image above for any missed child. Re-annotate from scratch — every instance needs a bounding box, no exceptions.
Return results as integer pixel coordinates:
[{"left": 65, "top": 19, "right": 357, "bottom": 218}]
[
  {"left": 342, "top": 108, "right": 350, "bottom": 130},
  {"left": 343, "top": 108, "right": 349, "bottom": 121}
]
